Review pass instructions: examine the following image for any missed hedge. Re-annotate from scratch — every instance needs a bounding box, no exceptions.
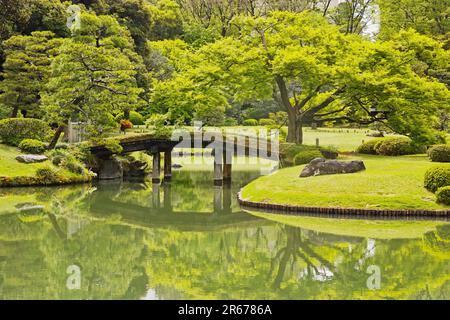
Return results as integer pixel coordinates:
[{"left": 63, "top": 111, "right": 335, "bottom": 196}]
[
  {"left": 294, "top": 150, "right": 323, "bottom": 165},
  {"left": 428, "top": 145, "right": 450, "bottom": 163},
  {"left": 424, "top": 166, "right": 450, "bottom": 193},
  {"left": 436, "top": 186, "right": 450, "bottom": 206},
  {"left": 19, "top": 139, "right": 47, "bottom": 154},
  {"left": 0, "top": 118, "right": 52, "bottom": 146}
]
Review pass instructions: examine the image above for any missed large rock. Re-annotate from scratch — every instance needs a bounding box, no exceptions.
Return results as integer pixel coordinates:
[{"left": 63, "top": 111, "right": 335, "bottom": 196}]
[
  {"left": 16, "top": 155, "right": 48, "bottom": 164},
  {"left": 300, "top": 158, "right": 366, "bottom": 178},
  {"left": 123, "top": 158, "right": 149, "bottom": 178},
  {"left": 99, "top": 157, "right": 123, "bottom": 180}
]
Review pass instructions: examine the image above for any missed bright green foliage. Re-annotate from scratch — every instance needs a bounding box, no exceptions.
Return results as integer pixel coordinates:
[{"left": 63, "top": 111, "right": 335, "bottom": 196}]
[
  {"left": 259, "top": 119, "right": 276, "bottom": 126},
  {"left": 115, "top": 111, "right": 145, "bottom": 125},
  {"left": 294, "top": 150, "right": 323, "bottom": 165},
  {"left": 378, "top": 0, "right": 450, "bottom": 38},
  {"left": 0, "top": 118, "right": 52, "bottom": 146},
  {"left": 374, "top": 137, "right": 426, "bottom": 156},
  {"left": 428, "top": 145, "right": 450, "bottom": 163},
  {"left": 436, "top": 186, "right": 450, "bottom": 205},
  {"left": 19, "top": 139, "right": 47, "bottom": 154},
  {"left": 230, "top": 11, "right": 450, "bottom": 144},
  {"left": 242, "top": 119, "right": 258, "bottom": 126},
  {"left": 42, "top": 13, "right": 144, "bottom": 138},
  {"left": 0, "top": 31, "right": 62, "bottom": 118},
  {"left": 148, "top": 0, "right": 183, "bottom": 41},
  {"left": 357, "top": 139, "right": 384, "bottom": 155},
  {"left": 424, "top": 166, "right": 450, "bottom": 193},
  {"left": 35, "top": 163, "right": 58, "bottom": 181}
]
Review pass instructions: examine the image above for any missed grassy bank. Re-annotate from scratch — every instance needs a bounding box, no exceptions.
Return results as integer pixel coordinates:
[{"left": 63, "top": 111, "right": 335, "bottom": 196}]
[
  {"left": 241, "top": 155, "right": 450, "bottom": 211},
  {"left": 0, "top": 144, "right": 92, "bottom": 187}
]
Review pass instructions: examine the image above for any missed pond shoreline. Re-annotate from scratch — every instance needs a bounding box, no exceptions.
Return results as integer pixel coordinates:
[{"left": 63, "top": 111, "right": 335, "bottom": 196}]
[{"left": 237, "top": 191, "right": 450, "bottom": 219}]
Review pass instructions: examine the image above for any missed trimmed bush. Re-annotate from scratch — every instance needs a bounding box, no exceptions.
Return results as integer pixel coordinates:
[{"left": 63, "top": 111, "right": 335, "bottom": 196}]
[
  {"left": 19, "top": 139, "right": 47, "bottom": 154},
  {"left": 356, "top": 139, "right": 383, "bottom": 155},
  {"left": 259, "top": 119, "right": 276, "bottom": 126},
  {"left": 115, "top": 111, "right": 145, "bottom": 125},
  {"left": 374, "top": 137, "right": 426, "bottom": 156},
  {"left": 294, "top": 150, "right": 323, "bottom": 165},
  {"left": 436, "top": 186, "right": 450, "bottom": 205},
  {"left": 0, "top": 118, "right": 52, "bottom": 146},
  {"left": 223, "top": 118, "right": 238, "bottom": 126},
  {"left": 428, "top": 145, "right": 450, "bottom": 163},
  {"left": 243, "top": 119, "right": 258, "bottom": 126},
  {"left": 424, "top": 166, "right": 450, "bottom": 193}
]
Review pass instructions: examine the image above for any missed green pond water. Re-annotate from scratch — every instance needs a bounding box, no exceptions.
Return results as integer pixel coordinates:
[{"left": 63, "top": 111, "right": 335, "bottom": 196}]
[{"left": 0, "top": 165, "right": 449, "bottom": 300}]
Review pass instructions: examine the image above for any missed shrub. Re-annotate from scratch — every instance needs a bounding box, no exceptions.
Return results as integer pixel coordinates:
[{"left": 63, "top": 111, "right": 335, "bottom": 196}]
[
  {"left": 35, "top": 164, "right": 59, "bottom": 182},
  {"left": 424, "top": 166, "right": 450, "bottom": 193},
  {"left": 428, "top": 145, "right": 450, "bottom": 163},
  {"left": 243, "top": 119, "right": 258, "bottom": 126},
  {"left": 0, "top": 118, "right": 52, "bottom": 146},
  {"left": 259, "top": 119, "right": 276, "bottom": 126},
  {"left": 223, "top": 118, "right": 238, "bottom": 126},
  {"left": 266, "top": 125, "right": 287, "bottom": 142},
  {"left": 19, "top": 139, "right": 47, "bottom": 154},
  {"left": 356, "top": 139, "right": 384, "bottom": 155},
  {"left": 320, "top": 146, "right": 339, "bottom": 159},
  {"left": 47, "top": 149, "right": 87, "bottom": 175},
  {"left": 115, "top": 111, "right": 145, "bottom": 125},
  {"left": 374, "top": 137, "right": 426, "bottom": 156},
  {"left": 436, "top": 186, "right": 450, "bottom": 205},
  {"left": 294, "top": 150, "right": 323, "bottom": 165}
]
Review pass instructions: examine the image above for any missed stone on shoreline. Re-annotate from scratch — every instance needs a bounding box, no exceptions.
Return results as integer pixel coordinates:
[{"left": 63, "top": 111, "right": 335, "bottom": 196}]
[
  {"left": 300, "top": 158, "right": 366, "bottom": 178},
  {"left": 16, "top": 155, "right": 48, "bottom": 164}
]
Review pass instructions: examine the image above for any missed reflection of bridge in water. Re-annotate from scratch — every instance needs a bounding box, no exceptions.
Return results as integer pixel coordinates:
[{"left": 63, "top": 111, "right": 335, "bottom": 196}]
[
  {"left": 85, "top": 181, "right": 268, "bottom": 232},
  {"left": 90, "top": 131, "right": 279, "bottom": 185}
]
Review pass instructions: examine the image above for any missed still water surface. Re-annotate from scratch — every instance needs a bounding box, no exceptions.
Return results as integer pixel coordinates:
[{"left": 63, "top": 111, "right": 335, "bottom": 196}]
[{"left": 0, "top": 166, "right": 449, "bottom": 300}]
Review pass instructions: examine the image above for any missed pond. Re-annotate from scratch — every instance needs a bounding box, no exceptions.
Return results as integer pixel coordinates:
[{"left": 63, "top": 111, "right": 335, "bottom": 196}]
[{"left": 0, "top": 163, "right": 449, "bottom": 300}]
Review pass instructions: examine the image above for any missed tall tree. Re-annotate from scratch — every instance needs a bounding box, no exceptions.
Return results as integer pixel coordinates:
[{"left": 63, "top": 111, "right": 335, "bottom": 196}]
[
  {"left": 230, "top": 11, "right": 449, "bottom": 144},
  {"left": 42, "top": 13, "right": 144, "bottom": 148},
  {"left": 0, "top": 31, "right": 62, "bottom": 118}
]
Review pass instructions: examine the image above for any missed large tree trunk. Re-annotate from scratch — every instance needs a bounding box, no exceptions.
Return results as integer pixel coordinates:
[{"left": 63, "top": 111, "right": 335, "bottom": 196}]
[
  {"left": 48, "top": 125, "right": 66, "bottom": 150},
  {"left": 275, "top": 75, "right": 304, "bottom": 144}
]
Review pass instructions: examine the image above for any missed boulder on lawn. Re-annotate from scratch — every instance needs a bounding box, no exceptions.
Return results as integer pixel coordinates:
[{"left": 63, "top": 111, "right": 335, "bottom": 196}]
[
  {"left": 16, "top": 155, "right": 48, "bottom": 164},
  {"left": 300, "top": 158, "right": 366, "bottom": 178}
]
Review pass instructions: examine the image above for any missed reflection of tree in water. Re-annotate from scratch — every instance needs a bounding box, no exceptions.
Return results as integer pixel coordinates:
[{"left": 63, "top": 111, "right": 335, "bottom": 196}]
[
  {"left": 0, "top": 180, "right": 449, "bottom": 299},
  {"left": 270, "top": 226, "right": 342, "bottom": 289}
]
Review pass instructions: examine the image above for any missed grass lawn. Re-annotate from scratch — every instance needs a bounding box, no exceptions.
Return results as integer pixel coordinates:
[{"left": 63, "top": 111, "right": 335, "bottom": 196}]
[
  {"left": 248, "top": 212, "right": 447, "bottom": 239},
  {"left": 0, "top": 144, "right": 43, "bottom": 177},
  {"left": 241, "top": 154, "right": 450, "bottom": 211},
  {"left": 301, "top": 127, "right": 377, "bottom": 152}
]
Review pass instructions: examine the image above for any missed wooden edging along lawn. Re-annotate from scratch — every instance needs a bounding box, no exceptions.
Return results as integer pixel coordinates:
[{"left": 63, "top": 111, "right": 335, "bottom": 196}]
[{"left": 237, "top": 190, "right": 450, "bottom": 219}]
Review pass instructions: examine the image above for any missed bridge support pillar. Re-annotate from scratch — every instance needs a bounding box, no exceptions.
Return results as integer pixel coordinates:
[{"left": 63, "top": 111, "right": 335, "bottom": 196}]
[
  {"left": 163, "top": 181, "right": 172, "bottom": 212},
  {"left": 223, "top": 185, "right": 232, "bottom": 214},
  {"left": 223, "top": 151, "right": 232, "bottom": 184},
  {"left": 214, "top": 186, "right": 223, "bottom": 213},
  {"left": 214, "top": 160, "right": 223, "bottom": 186},
  {"left": 152, "top": 183, "right": 160, "bottom": 208},
  {"left": 164, "top": 150, "right": 172, "bottom": 181},
  {"left": 152, "top": 152, "right": 161, "bottom": 184}
]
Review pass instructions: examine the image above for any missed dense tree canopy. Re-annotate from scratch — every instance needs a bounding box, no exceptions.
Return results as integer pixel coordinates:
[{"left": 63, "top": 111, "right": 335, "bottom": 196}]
[{"left": 0, "top": 0, "right": 448, "bottom": 145}]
